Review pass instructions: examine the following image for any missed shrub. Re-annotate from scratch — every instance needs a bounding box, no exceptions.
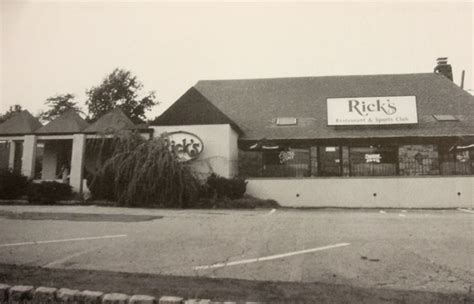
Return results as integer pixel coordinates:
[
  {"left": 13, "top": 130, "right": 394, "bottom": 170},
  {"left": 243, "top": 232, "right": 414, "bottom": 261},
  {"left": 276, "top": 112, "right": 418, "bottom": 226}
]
[
  {"left": 195, "top": 195, "right": 280, "bottom": 209},
  {"left": 27, "top": 181, "right": 72, "bottom": 204},
  {"left": 0, "top": 169, "right": 29, "bottom": 199},
  {"left": 229, "top": 196, "right": 280, "bottom": 209},
  {"left": 205, "top": 174, "right": 247, "bottom": 199}
]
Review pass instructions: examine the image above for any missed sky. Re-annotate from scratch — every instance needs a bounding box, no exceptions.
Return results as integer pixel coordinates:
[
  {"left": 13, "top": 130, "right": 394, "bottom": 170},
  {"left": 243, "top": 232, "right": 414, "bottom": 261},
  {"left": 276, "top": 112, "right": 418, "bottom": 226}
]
[{"left": 1, "top": 1, "right": 473, "bottom": 120}]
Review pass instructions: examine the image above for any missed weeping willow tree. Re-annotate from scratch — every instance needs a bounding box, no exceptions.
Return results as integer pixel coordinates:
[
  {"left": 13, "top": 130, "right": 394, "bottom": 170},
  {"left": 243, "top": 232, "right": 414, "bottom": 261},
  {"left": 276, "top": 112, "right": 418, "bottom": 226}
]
[{"left": 87, "top": 131, "right": 200, "bottom": 208}]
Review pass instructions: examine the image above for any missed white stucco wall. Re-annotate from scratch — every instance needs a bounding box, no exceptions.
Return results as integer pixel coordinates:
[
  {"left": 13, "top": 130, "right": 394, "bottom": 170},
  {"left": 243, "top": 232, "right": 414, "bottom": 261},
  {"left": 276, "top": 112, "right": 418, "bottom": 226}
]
[
  {"left": 68, "top": 134, "right": 86, "bottom": 192},
  {"left": 8, "top": 141, "right": 16, "bottom": 170},
  {"left": 152, "top": 124, "right": 239, "bottom": 179},
  {"left": 247, "top": 176, "right": 474, "bottom": 208},
  {"left": 228, "top": 127, "right": 239, "bottom": 177},
  {"left": 21, "top": 135, "right": 37, "bottom": 178}
]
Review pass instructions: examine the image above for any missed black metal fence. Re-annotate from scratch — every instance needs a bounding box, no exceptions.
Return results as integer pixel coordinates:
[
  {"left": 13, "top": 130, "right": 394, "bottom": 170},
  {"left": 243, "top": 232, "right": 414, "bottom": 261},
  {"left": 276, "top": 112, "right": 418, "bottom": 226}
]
[
  {"left": 350, "top": 163, "right": 397, "bottom": 176},
  {"left": 240, "top": 149, "right": 473, "bottom": 178},
  {"left": 440, "top": 161, "right": 473, "bottom": 175}
]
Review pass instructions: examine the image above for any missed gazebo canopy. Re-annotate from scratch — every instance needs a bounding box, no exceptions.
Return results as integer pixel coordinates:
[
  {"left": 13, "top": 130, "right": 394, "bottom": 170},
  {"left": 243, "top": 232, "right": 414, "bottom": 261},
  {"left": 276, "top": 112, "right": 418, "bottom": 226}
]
[
  {"left": 83, "top": 108, "right": 138, "bottom": 134},
  {"left": 0, "top": 110, "right": 42, "bottom": 135},
  {"left": 35, "top": 110, "right": 89, "bottom": 134}
]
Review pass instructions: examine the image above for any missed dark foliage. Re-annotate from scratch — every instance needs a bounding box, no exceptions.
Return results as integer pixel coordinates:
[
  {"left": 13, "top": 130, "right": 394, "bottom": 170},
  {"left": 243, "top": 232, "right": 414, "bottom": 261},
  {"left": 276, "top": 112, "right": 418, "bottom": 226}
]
[
  {"left": 204, "top": 174, "right": 247, "bottom": 199},
  {"left": 0, "top": 104, "right": 23, "bottom": 124},
  {"left": 218, "top": 197, "right": 280, "bottom": 209},
  {"left": 196, "top": 195, "right": 279, "bottom": 209},
  {"left": 86, "top": 69, "right": 157, "bottom": 123},
  {"left": 39, "top": 93, "right": 83, "bottom": 122},
  {"left": 0, "top": 169, "right": 29, "bottom": 199},
  {"left": 87, "top": 167, "right": 116, "bottom": 201},
  {"left": 27, "top": 181, "right": 72, "bottom": 204}
]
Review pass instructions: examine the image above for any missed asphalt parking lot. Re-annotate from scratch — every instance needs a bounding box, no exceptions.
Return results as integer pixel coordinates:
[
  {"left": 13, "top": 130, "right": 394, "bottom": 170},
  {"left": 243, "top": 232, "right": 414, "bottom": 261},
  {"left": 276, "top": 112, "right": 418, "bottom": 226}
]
[{"left": 0, "top": 205, "right": 472, "bottom": 297}]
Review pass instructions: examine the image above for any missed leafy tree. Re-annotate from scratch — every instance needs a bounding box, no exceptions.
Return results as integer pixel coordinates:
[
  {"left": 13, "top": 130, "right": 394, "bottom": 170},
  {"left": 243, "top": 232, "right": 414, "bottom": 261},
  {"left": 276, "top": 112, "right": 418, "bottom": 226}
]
[
  {"left": 39, "top": 93, "right": 83, "bottom": 122},
  {"left": 0, "top": 104, "right": 23, "bottom": 123},
  {"left": 87, "top": 132, "right": 199, "bottom": 207},
  {"left": 86, "top": 69, "right": 157, "bottom": 123}
]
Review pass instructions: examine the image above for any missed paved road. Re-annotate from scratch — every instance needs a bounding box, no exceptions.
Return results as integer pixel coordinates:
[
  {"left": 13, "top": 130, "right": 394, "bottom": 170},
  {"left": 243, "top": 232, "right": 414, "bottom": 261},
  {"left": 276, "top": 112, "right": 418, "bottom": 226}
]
[{"left": 0, "top": 205, "right": 472, "bottom": 295}]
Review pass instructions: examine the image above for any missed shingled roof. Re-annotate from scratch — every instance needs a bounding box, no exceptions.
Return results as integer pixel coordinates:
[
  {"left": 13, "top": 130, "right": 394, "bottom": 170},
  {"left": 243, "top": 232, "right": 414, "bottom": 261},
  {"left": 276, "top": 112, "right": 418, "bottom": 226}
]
[
  {"left": 152, "top": 87, "right": 243, "bottom": 134},
  {"left": 0, "top": 110, "right": 42, "bottom": 135},
  {"left": 181, "top": 73, "right": 473, "bottom": 140},
  {"left": 83, "top": 108, "right": 137, "bottom": 133},
  {"left": 35, "top": 110, "right": 89, "bottom": 134}
]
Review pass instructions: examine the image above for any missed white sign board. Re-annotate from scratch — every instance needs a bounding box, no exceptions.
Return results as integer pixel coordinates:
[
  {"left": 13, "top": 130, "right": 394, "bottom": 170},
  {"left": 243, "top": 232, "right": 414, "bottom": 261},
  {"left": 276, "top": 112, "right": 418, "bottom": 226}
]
[{"left": 327, "top": 96, "right": 418, "bottom": 125}]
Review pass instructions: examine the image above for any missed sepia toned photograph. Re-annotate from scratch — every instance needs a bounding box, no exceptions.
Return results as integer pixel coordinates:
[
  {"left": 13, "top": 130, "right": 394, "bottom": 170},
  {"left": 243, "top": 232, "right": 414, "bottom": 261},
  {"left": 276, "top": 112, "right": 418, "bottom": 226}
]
[{"left": 0, "top": 1, "right": 473, "bottom": 303}]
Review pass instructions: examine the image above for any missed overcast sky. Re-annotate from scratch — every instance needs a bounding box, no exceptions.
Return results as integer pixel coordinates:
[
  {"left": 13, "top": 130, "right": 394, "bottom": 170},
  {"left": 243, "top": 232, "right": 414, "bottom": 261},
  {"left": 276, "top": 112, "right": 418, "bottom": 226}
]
[{"left": 1, "top": 1, "right": 473, "bottom": 120}]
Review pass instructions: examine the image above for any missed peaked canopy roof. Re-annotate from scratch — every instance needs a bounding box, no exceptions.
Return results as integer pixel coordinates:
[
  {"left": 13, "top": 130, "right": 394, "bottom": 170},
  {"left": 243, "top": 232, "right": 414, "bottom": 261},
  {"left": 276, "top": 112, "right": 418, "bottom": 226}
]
[
  {"left": 35, "top": 110, "right": 89, "bottom": 134},
  {"left": 0, "top": 108, "right": 149, "bottom": 137},
  {"left": 154, "top": 73, "right": 474, "bottom": 140},
  {"left": 83, "top": 108, "right": 138, "bottom": 133},
  {"left": 0, "top": 110, "right": 42, "bottom": 135}
]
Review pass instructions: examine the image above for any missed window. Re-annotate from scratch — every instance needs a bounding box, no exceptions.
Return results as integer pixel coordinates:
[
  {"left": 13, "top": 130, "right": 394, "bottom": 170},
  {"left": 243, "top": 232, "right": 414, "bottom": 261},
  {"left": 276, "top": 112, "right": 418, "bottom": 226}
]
[
  {"left": 240, "top": 143, "right": 473, "bottom": 178},
  {"left": 238, "top": 150, "right": 263, "bottom": 177},
  {"left": 262, "top": 148, "right": 310, "bottom": 177},
  {"left": 398, "top": 145, "right": 439, "bottom": 176},
  {"left": 350, "top": 145, "right": 398, "bottom": 176},
  {"left": 433, "top": 114, "right": 458, "bottom": 121},
  {"left": 319, "top": 146, "right": 342, "bottom": 176},
  {"left": 276, "top": 117, "right": 297, "bottom": 126},
  {"left": 439, "top": 144, "right": 473, "bottom": 175}
]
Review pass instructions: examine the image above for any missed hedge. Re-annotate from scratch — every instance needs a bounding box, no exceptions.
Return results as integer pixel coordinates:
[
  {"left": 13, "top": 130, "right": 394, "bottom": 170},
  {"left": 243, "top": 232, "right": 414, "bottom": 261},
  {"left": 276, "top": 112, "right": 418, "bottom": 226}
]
[
  {"left": 0, "top": 169, "right": 29, "bottom": 199},
  {"left": 27, "top": 181, "right": 73, "bottom": 204}
]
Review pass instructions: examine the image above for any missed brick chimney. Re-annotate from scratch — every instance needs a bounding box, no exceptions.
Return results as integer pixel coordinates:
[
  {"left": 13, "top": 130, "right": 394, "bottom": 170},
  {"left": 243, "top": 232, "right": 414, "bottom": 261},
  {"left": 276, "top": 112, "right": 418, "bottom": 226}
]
[{"left": 434, "top": 57, "right": 453, "bottom": 81}]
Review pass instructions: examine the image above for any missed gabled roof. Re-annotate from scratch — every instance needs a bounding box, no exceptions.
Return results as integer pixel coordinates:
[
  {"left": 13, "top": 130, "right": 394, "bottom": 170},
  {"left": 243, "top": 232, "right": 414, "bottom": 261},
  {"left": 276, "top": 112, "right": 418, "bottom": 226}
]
[
  {"left": 35, "top": 110, "right": 89, "bottom": 134},
  {"left": 83, "top": 108, "right": 137, "bottom": 133},
  {"left": 0, "top": 110, "right": 42, "bottom": 135},
  {"left": 151, "top": 87, "right": 243, "bottom": 134},
  {"left": 191, "top": 73, "right": 474, "bottom": 140}
]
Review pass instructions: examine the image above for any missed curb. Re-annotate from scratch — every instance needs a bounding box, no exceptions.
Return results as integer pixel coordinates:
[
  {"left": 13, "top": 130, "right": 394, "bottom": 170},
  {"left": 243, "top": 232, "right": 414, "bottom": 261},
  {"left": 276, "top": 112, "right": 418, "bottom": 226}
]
[{"left": 0, "top": 283, "right": 262, "bottom": 304}]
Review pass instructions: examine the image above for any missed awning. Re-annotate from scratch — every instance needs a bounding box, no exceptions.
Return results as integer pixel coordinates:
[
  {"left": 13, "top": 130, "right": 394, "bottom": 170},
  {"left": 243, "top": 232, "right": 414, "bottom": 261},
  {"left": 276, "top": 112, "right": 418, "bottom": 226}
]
[
  {"left": 455, "top": 144, "right": 474, "bottom": 150},
  {"left": 248, "top": 138, "right": 281, "bottom": 150}
]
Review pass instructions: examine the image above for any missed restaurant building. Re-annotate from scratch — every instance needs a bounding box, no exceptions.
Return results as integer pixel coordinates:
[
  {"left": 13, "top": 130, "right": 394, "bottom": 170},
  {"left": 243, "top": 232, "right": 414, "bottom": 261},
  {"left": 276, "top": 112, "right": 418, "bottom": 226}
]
[
  {"left": 152, "top": 60, "right": 473, "bottom": 208},
  {"left": 1, "top": 60, "right": 473, "bottom": 208}
]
